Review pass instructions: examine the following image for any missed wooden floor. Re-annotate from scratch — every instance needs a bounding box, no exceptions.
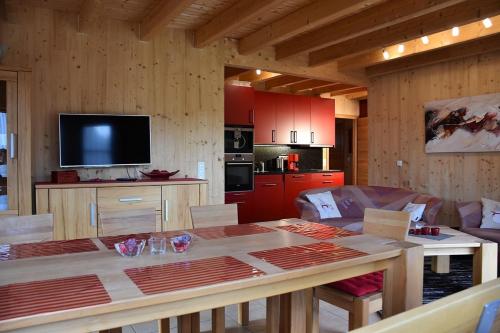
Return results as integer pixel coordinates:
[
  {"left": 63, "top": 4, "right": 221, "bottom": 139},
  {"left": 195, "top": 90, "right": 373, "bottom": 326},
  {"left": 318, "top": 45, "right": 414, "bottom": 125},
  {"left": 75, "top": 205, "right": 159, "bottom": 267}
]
[{"left": 117, "top": 300, "right": 380, "bottom": 333}]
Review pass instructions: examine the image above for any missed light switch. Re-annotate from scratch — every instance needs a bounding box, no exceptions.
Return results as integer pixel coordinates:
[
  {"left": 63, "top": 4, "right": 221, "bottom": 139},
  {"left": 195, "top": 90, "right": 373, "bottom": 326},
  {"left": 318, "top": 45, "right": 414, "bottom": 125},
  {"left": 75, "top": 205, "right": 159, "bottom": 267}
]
[
  {"left": 396, "top": 160, "right": 403, "bottom": 167},
  {"left": 197, "top": 161, "right": 206, "bottom": 179}
]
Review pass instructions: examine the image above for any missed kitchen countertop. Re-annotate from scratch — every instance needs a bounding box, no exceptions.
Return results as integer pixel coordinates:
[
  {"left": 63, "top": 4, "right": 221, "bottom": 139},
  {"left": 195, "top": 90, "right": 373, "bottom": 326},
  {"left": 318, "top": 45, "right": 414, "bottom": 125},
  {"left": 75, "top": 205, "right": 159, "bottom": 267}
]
[{"left": 254, "top": 169, "right": 343, "bottom": 175}]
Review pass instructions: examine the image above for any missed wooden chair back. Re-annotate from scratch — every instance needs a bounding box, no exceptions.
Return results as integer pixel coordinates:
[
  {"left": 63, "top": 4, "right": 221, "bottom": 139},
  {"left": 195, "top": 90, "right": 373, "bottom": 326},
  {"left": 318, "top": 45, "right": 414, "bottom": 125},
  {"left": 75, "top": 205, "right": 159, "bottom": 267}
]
[
  {"left": 0, "top": 214, "right": 54, "bottom": 244},
  {"left": 190, "top": 204, "right": 238, "bottom": 228},
  {"left": 363, "top": 208, "right": 411, "bottom": 241},
  {"left": 99, "top": 208, "right": 157, "bottom": 237}
]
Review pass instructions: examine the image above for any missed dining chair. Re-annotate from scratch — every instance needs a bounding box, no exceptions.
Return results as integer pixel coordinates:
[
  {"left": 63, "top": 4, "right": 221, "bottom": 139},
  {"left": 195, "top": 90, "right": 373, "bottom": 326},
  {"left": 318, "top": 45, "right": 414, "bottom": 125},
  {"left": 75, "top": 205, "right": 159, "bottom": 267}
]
[
  {"left": 190, "top": 203, "right": 249, "bottom": 332},
  {"left": 0, "top": 214, "right": 53, "bottom": 244},
  {"left": 99, "top": 208, "right": 158, "bottom": 236},
  {"left": 314, "top": 208, "right": 411, "bottom": 330}
]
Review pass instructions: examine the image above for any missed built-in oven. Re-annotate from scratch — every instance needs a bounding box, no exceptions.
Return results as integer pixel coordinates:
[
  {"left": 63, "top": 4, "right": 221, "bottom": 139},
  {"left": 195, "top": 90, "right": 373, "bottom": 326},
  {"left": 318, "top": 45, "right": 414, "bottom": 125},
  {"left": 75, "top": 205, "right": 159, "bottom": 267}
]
[
  {"left": 224, "top": 127, "right": 254, "bottom": 155},
  {"left": 225, "top": 154, "right": 254, "bottom": 192}
]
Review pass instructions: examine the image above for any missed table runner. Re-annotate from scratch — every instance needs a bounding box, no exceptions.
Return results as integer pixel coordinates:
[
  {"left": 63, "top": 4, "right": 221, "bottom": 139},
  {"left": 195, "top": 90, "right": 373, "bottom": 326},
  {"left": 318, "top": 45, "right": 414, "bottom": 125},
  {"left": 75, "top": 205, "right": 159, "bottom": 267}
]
[
  {"left": 277, "top": 222, "right": 357, "bottom": 240},
  {"left": 0, "top": 239, "right": 99, "bottom": 261}
]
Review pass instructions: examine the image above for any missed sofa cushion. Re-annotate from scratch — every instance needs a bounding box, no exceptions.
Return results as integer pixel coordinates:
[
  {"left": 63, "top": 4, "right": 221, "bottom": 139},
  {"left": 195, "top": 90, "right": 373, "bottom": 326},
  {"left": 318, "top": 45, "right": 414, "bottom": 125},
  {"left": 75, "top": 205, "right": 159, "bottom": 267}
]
[
  {"left": 480, "top": 198, "right": 500, "bottom": 229},
  {"left": 328, "top": 271, "right": 384, "bottom": 297},
  {"left": 402, "top": 202, "right": 426, "bottom": 222},
  {"left": 305, "top": 191, "right": 341, "bottom": 219},
  {"left": 462, "top": 228, "right": 500, "bottom": 244},
  {"left": 456, "top": 201, "right": 482, "bottom": 229}
]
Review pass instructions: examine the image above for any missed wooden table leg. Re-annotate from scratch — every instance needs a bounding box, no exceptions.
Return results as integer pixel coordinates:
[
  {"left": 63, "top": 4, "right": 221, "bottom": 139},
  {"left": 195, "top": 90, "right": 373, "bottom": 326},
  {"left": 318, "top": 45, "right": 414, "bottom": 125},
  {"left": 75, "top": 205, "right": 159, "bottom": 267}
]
[
  {"left": 473, "top": 242, "right": 498, "bottom": 286},
  {"left": 280, "top": 293, "right": 291, "bottom": 333},
  {"left": 237, "top": 301, "right": 249, "bottom": 326},
  {"left": 158, "top": 318, "right": 169, "bottom": 333},
  {"left": 267, "top": 296, "right": 281, "bottom": 333},
  {"left": 212, "top": 307, "right": 225, "bottom": 333},
  {"left": 290, "top": 290, "right": 307, "bottom": 333},
  {"left": 383, "top": 241, "right": 424, "bottom": 318},
  {"left": 178, "top": 312, "right": 200, "bottom": 333},
  {"left": 305, "top": 288, "right": 319, "bottom": 333},
  {"left": 431, "top": 255, "right": 450, "bottom": 274}
]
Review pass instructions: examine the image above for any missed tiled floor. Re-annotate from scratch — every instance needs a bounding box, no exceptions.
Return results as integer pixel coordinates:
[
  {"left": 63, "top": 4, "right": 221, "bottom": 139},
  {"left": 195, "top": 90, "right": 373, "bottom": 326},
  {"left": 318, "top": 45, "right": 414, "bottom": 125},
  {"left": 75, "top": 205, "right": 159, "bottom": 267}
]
[{"left": 122, "top": 299, "right": 380, "bottom": 333}]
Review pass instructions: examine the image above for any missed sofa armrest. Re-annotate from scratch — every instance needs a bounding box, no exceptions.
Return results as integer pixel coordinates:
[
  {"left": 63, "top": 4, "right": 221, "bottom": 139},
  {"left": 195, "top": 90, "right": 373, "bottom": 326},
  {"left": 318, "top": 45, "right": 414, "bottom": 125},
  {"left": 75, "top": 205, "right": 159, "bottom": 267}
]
[
  {"left": 294, "top": 197, "right": 321, "bottom": 223},
  {"left": 456, "top": 201, "right": 482, "bottom": 229},
  {"left": 413, "top": 195, "right": 444, "bottom": 225}
]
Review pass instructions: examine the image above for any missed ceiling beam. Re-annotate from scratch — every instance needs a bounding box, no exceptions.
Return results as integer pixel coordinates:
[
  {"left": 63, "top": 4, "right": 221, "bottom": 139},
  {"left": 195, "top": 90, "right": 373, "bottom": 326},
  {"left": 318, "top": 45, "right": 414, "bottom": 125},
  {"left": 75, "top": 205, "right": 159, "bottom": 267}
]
[
  {"left": 288, "top": 79, "right": 335, "bottom": 93},
  {"left": 238, "top": 0, "right": 384, "bottom": 55},
  {"left": 309, "top": 0, "right": 500, "bottom": 66},
  {"left": 194, "top": 0, "right": 282, "bottom": 48},
  {"left": 265, "top": 75, "right": 310, "bottom": 89},
  {"left": 238, "top": 71, "right": 280, "bottom": 83},
  {"left": 140, "top": 0, "right": 195, "bottom": 41},
  {"left": 311, "top": 83, "right": 357, "bottom": 95},
  {"left": 78, "top": 0, "right": 104, "bottom": 33},
  {"left": 366, "top": 33, "right": 500, "bottom": 77},
  {"left": 338, "top": 15, "right": 500, "bottom": 71},
  {"left": 329, "top": 87, "right": 367, "bottom": 97},
  {"left": 224, "top": 67, "right": 249, "bottom": 79},
  {"left": 345, "top": 90, "right": 368, "bottom": 100},
  {"left": 275, "top": 0, "right": 464, "bottom": 60}
]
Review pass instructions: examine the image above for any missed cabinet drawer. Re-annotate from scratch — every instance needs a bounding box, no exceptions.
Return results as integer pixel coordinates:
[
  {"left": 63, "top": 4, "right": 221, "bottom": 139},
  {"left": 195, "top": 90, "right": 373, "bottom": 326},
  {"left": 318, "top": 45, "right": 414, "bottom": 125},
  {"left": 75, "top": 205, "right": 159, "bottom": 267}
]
[
  {"left": 98, "top": 186, "right": 162, "bottom": 211},
  {"left": 285, "top": 173, "right": 312, "bottom": 183},
  {"left": 255, "top": 174, "right": 283, "bottom": 184},
  {"left": 311, "top": 172, "right": 344, "bottom": 187}
]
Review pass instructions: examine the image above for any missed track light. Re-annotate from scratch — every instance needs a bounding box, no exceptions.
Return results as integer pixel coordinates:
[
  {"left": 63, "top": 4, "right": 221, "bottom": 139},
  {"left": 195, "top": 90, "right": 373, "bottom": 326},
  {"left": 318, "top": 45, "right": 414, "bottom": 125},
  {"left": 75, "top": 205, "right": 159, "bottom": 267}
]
[
  {"left": 255, "top": 69, "right": 261, "bottom": 75},
  {"left": 451, "top": 26, "right": 460, "bottom": 37},
  {"left": 397, "top": 44, "right": 405, "bottom": 53},
  {"left": 421, "top": 36, "right": 429, "bottom": 45},
  {"left": 382, "top": 50, "right": 390, "bottom": 60},
  {"left": 482, "top": 18, "right": 492, "bottom": 28}
]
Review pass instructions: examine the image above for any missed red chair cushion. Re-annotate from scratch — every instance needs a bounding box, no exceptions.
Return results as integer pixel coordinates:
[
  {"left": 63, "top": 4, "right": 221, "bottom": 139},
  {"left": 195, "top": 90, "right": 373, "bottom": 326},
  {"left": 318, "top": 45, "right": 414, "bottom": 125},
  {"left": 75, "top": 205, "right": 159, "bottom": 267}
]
[{"left": 327, "top": 271, "right": 384, "bottom": 297}]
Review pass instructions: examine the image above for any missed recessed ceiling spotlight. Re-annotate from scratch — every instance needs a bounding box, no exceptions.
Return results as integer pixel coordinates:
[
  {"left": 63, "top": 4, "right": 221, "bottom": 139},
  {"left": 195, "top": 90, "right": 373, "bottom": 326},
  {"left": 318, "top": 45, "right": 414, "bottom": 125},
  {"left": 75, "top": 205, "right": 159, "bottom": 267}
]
[
  {"left": 421, "top": 36, "right": 429, "bottom": 45},
  {"left": 397, "top": 44, "right": 405, "bottom": 53},
  {"left": 451, "top": 26, "right": 460, "bottom": 37},
  {"left": 382, "top": 49, "right": 390, "bottom": 60},
  {"left": 255, "top": 69, "right": 262, "bottom": 75},
  {"left": 482, "top": 18, "right": 493, "bottom": 28}
]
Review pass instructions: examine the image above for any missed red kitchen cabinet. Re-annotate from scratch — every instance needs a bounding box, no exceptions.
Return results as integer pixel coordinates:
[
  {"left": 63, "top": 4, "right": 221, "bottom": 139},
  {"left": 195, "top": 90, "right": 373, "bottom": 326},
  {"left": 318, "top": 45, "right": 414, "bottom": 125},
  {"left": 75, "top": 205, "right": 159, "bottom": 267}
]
[
  {"left": 275, "top": 93, "right": 295, "bottom": 144},
  {"left": 284, "top": 173, "right": 313, "bottom": 218},
  {"left": 254, "top": 174, "right": 284, "bottom": 222},
  {"left": 311, "top": 172, "right": 344, "bottom": 188},
  {"left": 224, "top": 85, "right": 255, "bottom": 126},
  {"left": 310, "top": 97, "right": 335, "bottom": 146},
  {"left": 293, "top": 95, "right": 311, "bottom": 144},
  {"left": 254, "top": 91, "right": 277, "bottom": 144},
  {"left": 225, "top": 191, "right": 255, "bottom": 224}
]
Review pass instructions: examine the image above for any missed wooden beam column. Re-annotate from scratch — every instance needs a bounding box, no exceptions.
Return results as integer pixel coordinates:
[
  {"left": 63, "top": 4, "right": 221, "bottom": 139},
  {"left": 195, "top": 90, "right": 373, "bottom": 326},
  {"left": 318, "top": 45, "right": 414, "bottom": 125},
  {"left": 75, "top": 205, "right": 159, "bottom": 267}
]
[{"left": 140, "top": 0, "right": 195, "bottom": 41}]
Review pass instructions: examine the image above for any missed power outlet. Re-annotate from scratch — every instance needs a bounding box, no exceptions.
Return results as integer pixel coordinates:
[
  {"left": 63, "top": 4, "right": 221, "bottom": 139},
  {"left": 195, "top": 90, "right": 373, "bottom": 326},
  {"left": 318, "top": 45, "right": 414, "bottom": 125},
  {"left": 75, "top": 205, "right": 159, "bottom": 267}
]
[
  {"left": 396, "top": 160, "right": 403, "bottom": 167},
  {"left": 197, "top": 161, "right": 206, "bottom": 179}
]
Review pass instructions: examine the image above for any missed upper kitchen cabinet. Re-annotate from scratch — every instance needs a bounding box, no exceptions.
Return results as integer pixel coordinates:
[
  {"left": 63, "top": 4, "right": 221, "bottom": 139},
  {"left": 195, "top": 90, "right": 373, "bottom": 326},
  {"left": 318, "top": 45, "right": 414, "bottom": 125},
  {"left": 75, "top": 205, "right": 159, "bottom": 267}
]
[
  {"left": 310, "top": 97, "right": 335, "bottom": 146},
  {"left": 275, "top": 93, "right": 295, "bottom": 144},
  {"left": 292, "top": 95, "right": 311, "bottom": 144},
  {"left": 224, "top": 85, "right": 255, "bottom": 126},
  {"left": 254, "top": 91, "right": 277, "bottom": 144}
]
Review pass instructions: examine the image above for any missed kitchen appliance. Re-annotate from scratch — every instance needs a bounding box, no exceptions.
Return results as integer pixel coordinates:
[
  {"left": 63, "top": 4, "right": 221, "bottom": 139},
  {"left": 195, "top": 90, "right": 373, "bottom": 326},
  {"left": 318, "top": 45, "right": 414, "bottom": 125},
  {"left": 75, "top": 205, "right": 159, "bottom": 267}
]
[
  {"left": 225, "top": 154, "right": 254, "bottom": 192},
  {"left": 275, "top": 155, "right": 288, "bottom": 172},
  {"left": 59, "top": 114, "right": 151, "bottom": 168},
  {"left": 224, "top": 127, "right": 254, "bottom": 155},
  {"left": 288, "top": 153, "right": 299, "bottom": 172}
]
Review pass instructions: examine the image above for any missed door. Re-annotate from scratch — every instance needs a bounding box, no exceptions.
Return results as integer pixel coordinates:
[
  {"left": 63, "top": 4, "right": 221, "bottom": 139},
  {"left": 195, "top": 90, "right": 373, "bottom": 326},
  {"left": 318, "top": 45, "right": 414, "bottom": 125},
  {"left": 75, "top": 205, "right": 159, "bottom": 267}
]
[
  {"left": 254, "top": 91, "right": 277, "bottom": 144},
  {"left": 224, "top": 85, "right": 255, "bottom": 126},
  {"left": 49, "top": 188, "right": 98, "bottom": 240},
  {"left": 311, "top": 97, "right": 335, "bottom": 146},
  {"left": 357, "top": 117, "right": 368, "bottom": 185},
  {"left": 293, "top": 95, "right": 311, "bottom": 144},
  {"left": 162, "top": 185, "right": 200, "bottom": 231},
  {"left": 0, "top": 71, "right": 18, "bottom": 215},
  {"left": 225, "top": 160, "right": 254, "bottom": 192},
  {"left": 275, "top": 93, "right": 294, "bottom": 144},
  {"left": 254, "top": 175, "right": 284, "bottom": 222}
]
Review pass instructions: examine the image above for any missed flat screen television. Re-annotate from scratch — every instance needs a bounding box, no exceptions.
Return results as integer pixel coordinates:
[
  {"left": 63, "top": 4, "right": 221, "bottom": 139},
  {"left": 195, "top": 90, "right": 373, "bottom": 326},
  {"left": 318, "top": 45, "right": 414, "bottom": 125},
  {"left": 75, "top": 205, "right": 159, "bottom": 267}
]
[{"left": 59, "top": 114, "right": 151, "bottom": 167}]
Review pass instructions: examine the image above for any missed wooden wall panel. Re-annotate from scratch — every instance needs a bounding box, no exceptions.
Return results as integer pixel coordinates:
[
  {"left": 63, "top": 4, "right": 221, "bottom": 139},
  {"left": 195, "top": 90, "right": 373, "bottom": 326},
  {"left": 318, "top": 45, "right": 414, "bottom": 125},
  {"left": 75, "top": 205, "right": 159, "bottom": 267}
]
[
  {"left": 357, "top": 117, "right": 368, "bottom": 186},
  {"left": 369, "top": 51, "right": 500, "bottom": 226},
  {"left": 0, "top": 4, "right": 224, "bottom": 204}
]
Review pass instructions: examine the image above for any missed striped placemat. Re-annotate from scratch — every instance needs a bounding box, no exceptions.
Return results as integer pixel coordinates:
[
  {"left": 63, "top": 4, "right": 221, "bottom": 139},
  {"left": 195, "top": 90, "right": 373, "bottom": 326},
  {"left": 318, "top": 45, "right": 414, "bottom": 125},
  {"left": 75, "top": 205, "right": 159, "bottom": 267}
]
[
  {"left": 0, "top": 239, "right": 99, "bottom": 261},
  {"left": 0, "top": 274, "right": 111, "bottom": 320},
  {"left": 98, "top": 231, "right": 186, "bottom": 250},
  {"left": 277, "top": 222, "right": 358, "bottom": 240},
  {"left": 249, "top": 242, "right": 367, "bottom": 270},
  {"left": 190, "top": 224, "right": 275, "bottom": 240},
  {"left": 125, "top": 256, "right": 264, "bottom": 295}
]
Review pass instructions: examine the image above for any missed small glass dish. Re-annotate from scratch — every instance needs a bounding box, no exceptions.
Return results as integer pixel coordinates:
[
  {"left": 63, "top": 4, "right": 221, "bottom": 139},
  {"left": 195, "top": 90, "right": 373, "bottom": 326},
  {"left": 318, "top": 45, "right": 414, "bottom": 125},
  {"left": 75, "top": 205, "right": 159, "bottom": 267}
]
[
  {"left": 115, "top": 238, "right": 146, "bottom": 257},
  {"left": 149, "top": 236, "right": 167, "bottom": 255},
  {"left": 170, "top": 233, "right": 193, "bottom": 253}
]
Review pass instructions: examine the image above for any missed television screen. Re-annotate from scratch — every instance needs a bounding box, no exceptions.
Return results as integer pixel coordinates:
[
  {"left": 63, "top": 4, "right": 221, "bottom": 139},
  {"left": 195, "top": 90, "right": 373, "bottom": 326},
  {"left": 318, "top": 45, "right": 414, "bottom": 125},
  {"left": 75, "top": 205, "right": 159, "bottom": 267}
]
[{"left": 59, "top": 114, "right": 151, "bottom": 167}]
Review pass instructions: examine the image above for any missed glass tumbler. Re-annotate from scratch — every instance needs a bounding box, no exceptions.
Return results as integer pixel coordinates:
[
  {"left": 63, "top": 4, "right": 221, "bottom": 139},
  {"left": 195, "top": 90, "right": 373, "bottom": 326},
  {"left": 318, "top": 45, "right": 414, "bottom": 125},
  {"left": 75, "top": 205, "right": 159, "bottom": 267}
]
[{"left": 149, "top": 236, "right": 167, "bottom": 255}]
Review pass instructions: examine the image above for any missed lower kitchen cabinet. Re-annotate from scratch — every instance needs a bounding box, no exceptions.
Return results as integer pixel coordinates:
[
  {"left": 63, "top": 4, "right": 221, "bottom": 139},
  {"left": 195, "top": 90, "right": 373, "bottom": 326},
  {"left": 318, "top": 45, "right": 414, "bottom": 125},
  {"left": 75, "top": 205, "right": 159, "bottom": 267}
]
[
  {"left": 225, "top": 191, "right": 255, "bottom": 224},
  {"left": 311, "top": 172, "right": 344, "bottom": 188},
  {"left": 284, "top": 173, "right": 313, "bottom": 218},
  {"left": 254, "top": 175, "right": 284, "bottom": 222}
]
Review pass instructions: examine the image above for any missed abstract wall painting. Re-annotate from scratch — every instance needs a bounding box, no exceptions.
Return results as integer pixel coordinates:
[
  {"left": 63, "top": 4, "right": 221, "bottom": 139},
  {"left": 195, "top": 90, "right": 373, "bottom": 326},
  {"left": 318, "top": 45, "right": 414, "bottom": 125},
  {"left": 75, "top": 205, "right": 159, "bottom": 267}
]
[{"left": 424, "top": 93, "right": 500, "bottom": 153}]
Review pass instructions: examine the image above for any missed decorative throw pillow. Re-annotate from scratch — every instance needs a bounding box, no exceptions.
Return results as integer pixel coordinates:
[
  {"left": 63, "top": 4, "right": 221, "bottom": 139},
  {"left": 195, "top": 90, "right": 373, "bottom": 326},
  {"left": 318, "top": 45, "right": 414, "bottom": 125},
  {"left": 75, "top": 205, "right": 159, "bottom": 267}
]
[
  {"left": 306, "top": 192, "right": 342, "bottom": 219},
  {"left": 402, "top": 202, "right": 426, "bottom": 222},
  {"left": 480, "top": 198, "right": 500, "bottom": 229}
]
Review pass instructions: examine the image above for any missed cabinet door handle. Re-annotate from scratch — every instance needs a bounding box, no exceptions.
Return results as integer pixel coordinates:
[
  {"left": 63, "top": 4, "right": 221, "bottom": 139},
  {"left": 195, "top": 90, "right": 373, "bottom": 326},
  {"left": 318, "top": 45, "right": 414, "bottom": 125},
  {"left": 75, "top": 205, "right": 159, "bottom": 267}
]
[
  {"left": 249, "top": 109, "right": 254, "bottom": 124},
  {"left": 264, "top": 183, "right": 277, "bottom": 187},
  {"left": 89, "top": 203, "right": 96, "bottom": 227},
  {"left": 294, "top": 131, "right": 298, "bottom": 143},
  {"left": 290, "top": 131, "right": 293, "bottom": 143},
  {"left": 292, "top": 175, "right": 304, "bottom": 178},
  {"left": 119, "top": 197, "right": 143, "bottom": 203},
  {"left": 322, "top": 174, "right": 332, "bottom": 177},
  {"left": 232, "top": 193, "right": 244, "bottom": 196},
  {"left": 234, "top": 201, "right": 246, "bottom": 204},
  {"left": 271, "top": 129, "right": 276, "bottom": 143},
  {"left": 322, "top": 181, "right": 333, "bottom": 184},
  {"left": 311, "top": 132, "right": 314, "bottom": 143},
  {"left": 163, "top": 200, "right": 168, "bottom": 221},
  {"left": 9, "top": 133, "right": 16, "bottom": 159}
]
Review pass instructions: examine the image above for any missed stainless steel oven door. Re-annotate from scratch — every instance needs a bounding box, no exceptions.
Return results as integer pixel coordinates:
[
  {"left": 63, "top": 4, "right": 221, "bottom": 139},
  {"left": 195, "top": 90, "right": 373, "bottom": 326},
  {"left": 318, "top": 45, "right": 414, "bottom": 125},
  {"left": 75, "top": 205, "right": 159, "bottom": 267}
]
[{"left": 225, "top": 161, "right": 254, "bottom": 192}]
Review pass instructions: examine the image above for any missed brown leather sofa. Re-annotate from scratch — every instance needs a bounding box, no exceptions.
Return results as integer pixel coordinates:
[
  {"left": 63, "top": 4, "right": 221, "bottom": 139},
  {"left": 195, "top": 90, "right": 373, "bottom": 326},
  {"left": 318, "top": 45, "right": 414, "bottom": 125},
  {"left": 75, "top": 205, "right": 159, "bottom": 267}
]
[
  {"left": 456, "top": 201, "right": 500, "bottom": 244},
  {"left": 295, "top": 185, "right": 443, "bottom": 232}
]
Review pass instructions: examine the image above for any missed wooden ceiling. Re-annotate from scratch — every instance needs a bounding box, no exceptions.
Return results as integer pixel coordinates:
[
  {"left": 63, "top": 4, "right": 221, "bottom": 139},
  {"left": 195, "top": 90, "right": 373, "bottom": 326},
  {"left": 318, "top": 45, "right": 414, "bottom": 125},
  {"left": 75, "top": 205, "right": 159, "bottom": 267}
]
[{"left": 7, "top": 0, "right": 500, "bottom": 75}]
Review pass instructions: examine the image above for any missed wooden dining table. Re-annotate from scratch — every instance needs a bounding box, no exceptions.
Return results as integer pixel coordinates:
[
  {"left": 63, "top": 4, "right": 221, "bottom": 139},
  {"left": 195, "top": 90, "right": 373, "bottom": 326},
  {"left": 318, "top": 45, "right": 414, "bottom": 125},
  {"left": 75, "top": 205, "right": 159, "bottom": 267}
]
[{"left": 0, "top": 219, "right": 424, "bottom": 333}]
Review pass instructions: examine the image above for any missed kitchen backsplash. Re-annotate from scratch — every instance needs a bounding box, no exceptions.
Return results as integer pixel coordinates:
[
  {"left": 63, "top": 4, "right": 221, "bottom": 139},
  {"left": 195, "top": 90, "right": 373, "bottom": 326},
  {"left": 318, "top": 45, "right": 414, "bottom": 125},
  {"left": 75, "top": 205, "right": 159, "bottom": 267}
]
[{"left": 254, "top": 146, "right": 323, "bottom": 171}]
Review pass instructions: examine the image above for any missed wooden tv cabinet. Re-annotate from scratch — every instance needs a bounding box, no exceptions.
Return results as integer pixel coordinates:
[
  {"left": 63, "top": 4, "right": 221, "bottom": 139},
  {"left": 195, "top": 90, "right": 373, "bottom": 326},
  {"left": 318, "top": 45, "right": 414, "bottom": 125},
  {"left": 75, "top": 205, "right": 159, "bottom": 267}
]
[{"left": 35, "top": 179, "right": 208, "bottom": 240}]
